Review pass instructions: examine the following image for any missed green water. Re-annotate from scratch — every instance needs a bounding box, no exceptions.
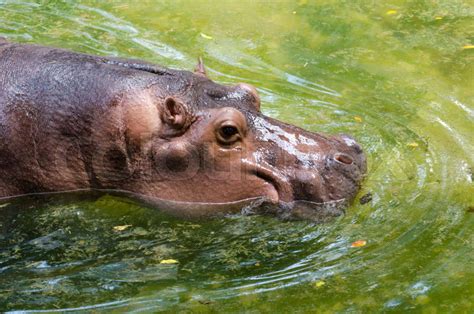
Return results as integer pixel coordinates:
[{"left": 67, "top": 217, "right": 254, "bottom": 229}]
[{"left": 1, "top": 0, "right": 473, "bottom": 312}]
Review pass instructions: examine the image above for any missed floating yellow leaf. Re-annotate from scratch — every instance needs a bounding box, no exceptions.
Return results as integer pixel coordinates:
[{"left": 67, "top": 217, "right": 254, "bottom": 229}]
[
  {"left": 160, "top": 259, "right": 178, "bottom": 264},
  {"left": 113, "top": 224, "right": 132, "bottom": 231},
  {"left": 255, "top": 262, "right": 261, "bottom": 267},
  {"left": 314, "top": 280, "right": 326, "bottom": 288},
  {"left": 407, "top": 142, "right": 419, "bottom": 148},
  {"left": 462, "top": 45, "right": 474, "bottom": 50},
  {"left": 200, "top": 33, "right": 213, "bottom": 40},
  {"left": 386, "top": 10, "right": 397, "bottom": 15},
  {"left": 354, "top": 116, "right": 363, "bottom": 123},
  {"left": 434, "top": 16, "right": 443, "bottom": 20},
  {"left": 351, "top": 240, "right": 367, "bottom": 248}
]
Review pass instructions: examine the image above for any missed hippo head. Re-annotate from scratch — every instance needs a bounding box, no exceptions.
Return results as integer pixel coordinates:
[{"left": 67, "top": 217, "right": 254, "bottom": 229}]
[{"left": 116, "top": 61, "right": 366, "bottom": 219}]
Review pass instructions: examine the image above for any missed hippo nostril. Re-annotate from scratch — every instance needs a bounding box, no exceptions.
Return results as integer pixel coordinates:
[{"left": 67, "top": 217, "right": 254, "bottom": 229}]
[{"left": 334, "top": 153, "right": 353, "bottom": 165}]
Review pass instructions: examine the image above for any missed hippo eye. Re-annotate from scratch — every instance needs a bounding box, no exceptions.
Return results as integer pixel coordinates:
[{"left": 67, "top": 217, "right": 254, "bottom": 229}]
[
  {"left": 217, "top": 124, "right": 240, "bottom": 145},
  {"left": 221, "top": 126, "right": 238, "bottom": 137}
]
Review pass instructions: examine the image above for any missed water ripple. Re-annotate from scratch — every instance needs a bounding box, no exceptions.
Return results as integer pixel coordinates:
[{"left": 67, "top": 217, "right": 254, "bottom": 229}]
[{"left": 0, "top": 0, "right": 473, "bottom": 312}]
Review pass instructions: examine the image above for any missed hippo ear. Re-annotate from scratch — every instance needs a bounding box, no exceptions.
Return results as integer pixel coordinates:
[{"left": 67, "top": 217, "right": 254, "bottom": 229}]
[
  {"left": 194, "top": 57, "right": 207, "bottom": 77},
  {"left": 160, "top": 96, "right": 194, "bottom": 137}
]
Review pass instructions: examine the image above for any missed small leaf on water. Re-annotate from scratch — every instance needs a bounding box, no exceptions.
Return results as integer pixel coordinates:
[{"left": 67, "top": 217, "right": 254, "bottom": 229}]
[
  {"left": 314, "top": 280, "right": 326, "bottom": 288},
  {"left": 255, "top": 262, "right": 261, "bottom": 267},
  {"left": 407, "top": 142, "right": 419, "bottom": 148},
  {"left": 354, "top": 116, "right": 363, "bottom": 123},
  {"left": 386, "top": 10, "right": 397, "bottom": 15},
  {"left": 0, "top": 203, "right": 10, "bottom": 208},
  {"left": 113, "top": 225, "right": 132, "bottom": 231},
  {"left": 160, "top": 259, "right": 178, "bottom": 264},
  {"left": 200, "top": 33, "right": 213, "bottom": 40},
  {"left": 462, "top": 45, "right": 474, "bottom": 50},
  {"left": 351, "top": 240, "right": 367, "bottom": 248},
  {"left": 434, "top": 16, "right": 443, "bottom": 20}
]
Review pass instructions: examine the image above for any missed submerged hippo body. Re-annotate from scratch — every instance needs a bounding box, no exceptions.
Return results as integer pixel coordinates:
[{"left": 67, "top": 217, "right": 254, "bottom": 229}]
[{"left": 0, "top": 39, "right": 366, "bottom": 220}]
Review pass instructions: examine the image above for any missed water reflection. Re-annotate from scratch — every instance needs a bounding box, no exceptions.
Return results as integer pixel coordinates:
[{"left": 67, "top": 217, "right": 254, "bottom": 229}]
[{"left": 0, "top": 0, "right": 473, "bottom": 312}]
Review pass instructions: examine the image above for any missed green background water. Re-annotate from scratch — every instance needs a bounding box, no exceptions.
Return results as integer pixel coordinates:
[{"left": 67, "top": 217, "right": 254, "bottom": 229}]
[{"left": 0, "top": 0, "right": 473, "bottom": 312}]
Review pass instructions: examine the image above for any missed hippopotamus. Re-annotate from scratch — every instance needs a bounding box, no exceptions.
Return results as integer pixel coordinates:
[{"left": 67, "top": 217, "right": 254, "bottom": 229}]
[{"left": 0, "top": 39, "right": 366, "bottom": 220}]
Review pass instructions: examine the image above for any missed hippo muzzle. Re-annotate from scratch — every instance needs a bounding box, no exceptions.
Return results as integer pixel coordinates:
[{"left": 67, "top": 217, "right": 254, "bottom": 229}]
[{"left": 240, "top": 115, "right": 367, "bottom": 218}]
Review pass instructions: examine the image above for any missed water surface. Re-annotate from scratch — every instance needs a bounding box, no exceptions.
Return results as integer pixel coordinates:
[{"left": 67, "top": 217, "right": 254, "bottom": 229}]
[{"left": 0, "top": 0, "right": 473, "bottom": 312}]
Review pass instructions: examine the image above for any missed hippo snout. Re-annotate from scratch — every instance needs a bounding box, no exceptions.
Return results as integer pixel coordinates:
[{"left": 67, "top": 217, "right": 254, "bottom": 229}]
[
  {"left": 290, "top": 148, "right": 366, "bottom": 204},
  {"left": 314, "top": 134, "right": 367, "bottom": 202},
  {"left": 253, "top": 116, "right": 367, "bottom": 206}
]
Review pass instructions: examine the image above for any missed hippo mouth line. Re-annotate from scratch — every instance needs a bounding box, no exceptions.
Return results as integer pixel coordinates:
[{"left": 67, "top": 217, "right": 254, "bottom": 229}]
[{"left": 242, "top": 159, "right": 294, "bottom": 204}]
